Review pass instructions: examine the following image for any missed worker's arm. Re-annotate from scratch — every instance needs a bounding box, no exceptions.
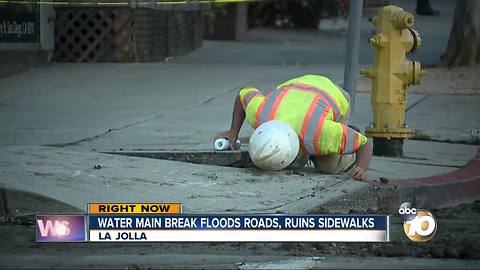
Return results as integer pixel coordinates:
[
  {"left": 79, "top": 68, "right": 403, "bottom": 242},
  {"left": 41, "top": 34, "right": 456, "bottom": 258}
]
[
  {"left": 318, "top": 120, "right": 371, "bottom": 181},
  {"left": 351, "top": 140, "right": 373, "bottom": 181},
  {"left": 214, "top": 95, "right": 245, "bottom": 149}
]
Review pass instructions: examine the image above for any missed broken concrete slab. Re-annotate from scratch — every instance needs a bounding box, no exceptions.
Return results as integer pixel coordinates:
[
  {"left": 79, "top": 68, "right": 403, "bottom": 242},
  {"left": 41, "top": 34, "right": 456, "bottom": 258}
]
[
  {"left": 103, "top": 149, "right": 254, "bottom": 168},
  {"left": 0, "top": 145, "right": 364, "bottom": 216},
  {"left": 102, "top": 140, "right": 478, "bottom": 180},
  {"left": 1, "top": 140, "right": 477, "bottom": 218}
]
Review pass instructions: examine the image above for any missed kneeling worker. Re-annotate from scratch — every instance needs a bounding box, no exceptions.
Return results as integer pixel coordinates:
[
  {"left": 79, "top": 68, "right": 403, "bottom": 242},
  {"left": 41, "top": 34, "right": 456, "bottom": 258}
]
[{"left": 215, "top": 75, "right": 373, "bottom": 181}]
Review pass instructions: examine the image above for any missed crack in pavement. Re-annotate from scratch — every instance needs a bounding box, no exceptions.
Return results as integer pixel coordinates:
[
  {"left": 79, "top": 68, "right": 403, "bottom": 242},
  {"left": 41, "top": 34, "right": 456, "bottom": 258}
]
[
  {"left": 45, "top": 114, "right": 167, "bottom": 147},
  {"left": 406, "top": 94, "right": 430, "bottom": 112},
  {"left": 45, "top": 76, "right": 268, "bottom": 148}
]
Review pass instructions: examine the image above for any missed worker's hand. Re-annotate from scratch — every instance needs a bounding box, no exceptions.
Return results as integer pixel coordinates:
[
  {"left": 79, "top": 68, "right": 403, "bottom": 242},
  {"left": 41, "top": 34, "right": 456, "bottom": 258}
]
[
  {"left": 214, "top": 129, "right": 238, "bottom": 150},
  {"left": 351, "top": 166, "right": 367, "bottom": 181}
]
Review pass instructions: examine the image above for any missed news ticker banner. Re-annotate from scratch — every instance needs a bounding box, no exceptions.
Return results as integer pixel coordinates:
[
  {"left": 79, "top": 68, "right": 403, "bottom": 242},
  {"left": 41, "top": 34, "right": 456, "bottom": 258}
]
[
  {"left": 87, "top": 203, "right": 182, "bottom": 214},
  {"left": 36, "top": 203, "right": 390, "bottom": 242}
]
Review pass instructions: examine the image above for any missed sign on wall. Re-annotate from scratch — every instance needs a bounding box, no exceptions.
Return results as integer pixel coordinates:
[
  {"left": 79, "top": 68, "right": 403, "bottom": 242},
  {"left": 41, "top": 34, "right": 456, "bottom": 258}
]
[{"left": 0, "top": 3, "right": 40, "bottom": 43}]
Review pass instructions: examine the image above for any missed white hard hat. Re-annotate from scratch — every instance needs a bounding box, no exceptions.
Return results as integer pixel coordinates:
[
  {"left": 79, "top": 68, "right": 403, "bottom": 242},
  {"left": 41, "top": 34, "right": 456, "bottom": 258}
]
[{"left": 248, "top": 120, "right": 300, "bottom": 171}]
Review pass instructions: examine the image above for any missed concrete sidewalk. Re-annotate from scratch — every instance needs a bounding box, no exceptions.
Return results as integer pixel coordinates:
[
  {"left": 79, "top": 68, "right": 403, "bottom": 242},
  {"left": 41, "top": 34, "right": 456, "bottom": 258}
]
[
  {"left": 1, "top": 60, "right": 477, "bottom": 215},
  {"left": 0, "top": 140, "right": 477, "bottom": 217},
  {"left": 0, "top": 0, "right": 474, "bottom": 150},
  {"left": 1, "top": 61, "right": 477, "bottom": 150},
  {"left": 0, "top": 144, "right": 362, "bottom": 214},
  {"left": 0, "top": 0, "right": 478, "bottom": 217}
]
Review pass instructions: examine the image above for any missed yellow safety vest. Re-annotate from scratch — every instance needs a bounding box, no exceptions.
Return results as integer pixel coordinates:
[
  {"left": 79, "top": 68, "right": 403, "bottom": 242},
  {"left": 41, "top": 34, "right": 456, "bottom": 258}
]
[{"left": 239, "top": 75, "right": 367, "bottom": 155}]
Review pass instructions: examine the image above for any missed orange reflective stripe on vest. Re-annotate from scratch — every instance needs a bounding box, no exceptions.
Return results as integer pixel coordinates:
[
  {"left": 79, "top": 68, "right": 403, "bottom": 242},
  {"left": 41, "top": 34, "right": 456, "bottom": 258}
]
[
  {"left": 268, "top": 89, "right": 289, "bottom": 120},
  {"left": 255, "top": 90, "right": 289, "bottom": 128},
  {"left": 340, "top": 125, "right": 348, "bottom": 154},
  {"left": 289, "top": 83, "right": 341, "bottom": 121},
  {"left": 299, "top": 95, "right": 329, "bottom": 155},
  {"left": 313, "top": 108, "right": 329, "bottom": 155},
  {"left": 279, "top": 86, "right": 333, "bottom": 155},
  {"left": 241, "top": 90, "right": 260, "bottom": 108},
  {"left": 250, "top": 83, "right": 354, "bottom": 155},
  {"left": 340, "top": 127, "right": 359, "bottom": 154},
  {"left": 299, "top": 94, "right": 320, "bottom": 154},
  {"left": 254, "top": 85, "right": 332, "bottom": 155}
]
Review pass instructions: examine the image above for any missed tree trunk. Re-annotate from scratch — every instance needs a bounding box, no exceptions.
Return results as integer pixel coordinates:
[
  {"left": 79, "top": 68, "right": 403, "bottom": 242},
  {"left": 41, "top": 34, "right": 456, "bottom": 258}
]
[
  {"left": 477, "top": 36, "right": 480, "bottom": 63},
  {"left": 442, "top": 0, "right": 478, "bottom": 67}
]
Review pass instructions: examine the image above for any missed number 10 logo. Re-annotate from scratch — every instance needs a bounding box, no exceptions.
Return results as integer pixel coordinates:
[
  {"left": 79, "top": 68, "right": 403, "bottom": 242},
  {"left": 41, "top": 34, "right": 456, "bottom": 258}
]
[{"left": 402, "top": 209, "right": 437, "bottom": 242}]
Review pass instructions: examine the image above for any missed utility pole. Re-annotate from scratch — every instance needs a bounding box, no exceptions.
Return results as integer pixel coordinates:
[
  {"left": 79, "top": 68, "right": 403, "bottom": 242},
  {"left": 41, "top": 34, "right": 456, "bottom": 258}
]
[{"left": 343, "top": 0, "right": 363, "bottom": 115}]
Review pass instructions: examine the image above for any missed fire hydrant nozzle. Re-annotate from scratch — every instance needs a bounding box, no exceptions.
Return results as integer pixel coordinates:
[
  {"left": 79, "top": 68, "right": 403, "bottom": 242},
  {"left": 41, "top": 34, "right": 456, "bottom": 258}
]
[{"left": 393, "top": 10, "right": 414, "bottom": 29}]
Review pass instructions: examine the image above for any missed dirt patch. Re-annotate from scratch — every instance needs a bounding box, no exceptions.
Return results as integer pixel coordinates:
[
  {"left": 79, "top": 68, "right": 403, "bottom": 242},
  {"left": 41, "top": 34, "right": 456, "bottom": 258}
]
[
  {"left": 1, "top": 201, "right": 479, "bottom": 266},
  {"left": 284, "top": 201, "right": 480, "bottom": 259}
]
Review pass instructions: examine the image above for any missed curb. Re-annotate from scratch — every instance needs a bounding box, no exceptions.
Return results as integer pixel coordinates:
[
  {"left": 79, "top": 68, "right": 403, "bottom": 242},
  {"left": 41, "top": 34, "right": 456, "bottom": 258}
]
[
  {"left": 0, "top": 188, "right": 82, "bottom": 223},
  {"left": 374, "top": 148, "right": 480, "bottom": 211}
]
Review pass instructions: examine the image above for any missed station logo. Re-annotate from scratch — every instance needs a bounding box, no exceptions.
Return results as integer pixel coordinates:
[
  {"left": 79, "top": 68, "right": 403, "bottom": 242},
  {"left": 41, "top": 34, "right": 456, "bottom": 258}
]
[
  {"left": 399, "top": 202, "right": 437, "bottom": 242},
  {"left": 36, "top": 215, "right": 86, "bottom": 242}
]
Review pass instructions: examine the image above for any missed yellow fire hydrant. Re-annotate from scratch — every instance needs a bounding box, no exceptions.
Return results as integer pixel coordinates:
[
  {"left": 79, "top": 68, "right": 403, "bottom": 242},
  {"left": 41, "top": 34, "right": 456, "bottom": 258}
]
[{"left": 361, "top": 5, "right": 426, "bottom": 156}]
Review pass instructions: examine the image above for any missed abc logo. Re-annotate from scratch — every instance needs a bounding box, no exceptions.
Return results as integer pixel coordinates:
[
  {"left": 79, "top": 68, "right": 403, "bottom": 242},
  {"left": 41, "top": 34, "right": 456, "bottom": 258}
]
[
  {"left": 399, "top": 207, "right": 416, "bottom": 215},
  {"left": 399, "top": 202, "right": 437, "bottom": 242}
]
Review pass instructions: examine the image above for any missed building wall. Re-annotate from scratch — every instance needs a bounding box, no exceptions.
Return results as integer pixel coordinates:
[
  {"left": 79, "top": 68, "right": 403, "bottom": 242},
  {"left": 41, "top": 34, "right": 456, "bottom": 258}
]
[{"left": 53, "top": 7, "right": 203, "bottom": 62}]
